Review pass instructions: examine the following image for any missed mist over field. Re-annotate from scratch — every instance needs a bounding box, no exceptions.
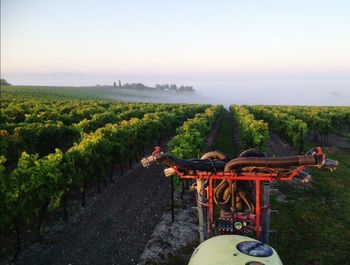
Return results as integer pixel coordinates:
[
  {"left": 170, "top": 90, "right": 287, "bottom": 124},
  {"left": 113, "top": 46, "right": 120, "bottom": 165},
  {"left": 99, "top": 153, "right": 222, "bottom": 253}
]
[
  {"left": 3, "top": 1, "right": 350, "bottom": 107},
  {"left": 4, "top": 72, "right": 350, "bottom": 106}
]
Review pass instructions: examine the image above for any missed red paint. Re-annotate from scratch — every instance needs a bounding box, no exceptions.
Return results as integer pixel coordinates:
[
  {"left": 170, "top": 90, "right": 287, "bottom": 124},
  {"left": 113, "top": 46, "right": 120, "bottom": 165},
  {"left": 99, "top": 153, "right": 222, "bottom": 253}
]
[{"left": 173, "top": 166, "right": 305, "bottom": 240}]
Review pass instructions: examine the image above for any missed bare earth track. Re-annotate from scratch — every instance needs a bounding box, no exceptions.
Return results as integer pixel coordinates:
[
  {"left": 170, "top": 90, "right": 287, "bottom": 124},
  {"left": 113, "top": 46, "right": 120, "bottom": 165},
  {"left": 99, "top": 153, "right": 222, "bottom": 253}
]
[
  {"left": 11, "top": 164, "right": 171, "bottom": 265},
  {"left": 267, "top": 132, "right": 295, "bottom": 156}
]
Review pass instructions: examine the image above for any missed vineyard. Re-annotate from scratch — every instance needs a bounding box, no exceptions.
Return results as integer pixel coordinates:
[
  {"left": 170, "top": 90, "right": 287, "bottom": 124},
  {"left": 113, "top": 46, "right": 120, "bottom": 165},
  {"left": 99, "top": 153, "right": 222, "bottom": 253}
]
[
  {"left": 1, "top": 87, "right": 350, "bottom": 265},
  {"left": 0, "top": 92, "right": 216, "bottom": 249}
]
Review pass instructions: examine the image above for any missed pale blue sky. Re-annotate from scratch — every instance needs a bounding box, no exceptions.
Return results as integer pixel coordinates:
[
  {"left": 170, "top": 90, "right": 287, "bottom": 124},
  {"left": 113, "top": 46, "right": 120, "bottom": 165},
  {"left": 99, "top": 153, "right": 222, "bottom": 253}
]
[{"left": 1, "top": 0, "right": 350, "bottom": 105}]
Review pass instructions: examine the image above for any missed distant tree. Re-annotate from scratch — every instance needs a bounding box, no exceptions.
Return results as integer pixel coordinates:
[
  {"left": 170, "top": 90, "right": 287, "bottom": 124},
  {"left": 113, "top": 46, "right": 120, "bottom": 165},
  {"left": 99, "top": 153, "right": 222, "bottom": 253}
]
[
  {"left": 185, "top": 86, "right": 194, "bottom": 92},
  {"left": 113, "top": 82, "right": 117, "bottom": 88},
  {"left": 178, "top": 85, "right": 194, "bottom": 92},
  {"left": 1, "top": 79, "right": 11, "bottom": 86},
  {"left": 115, "top": 82, "right": 194, "bottom": 92},
  {"left": 135, "top": 83, "right": 146, "bottom": 90},
  {"left": 170, "top": 84, "right": 178, "bottom": 91},
  {"left": 121, "top": 83, "right": 147, "bottom": 90}
]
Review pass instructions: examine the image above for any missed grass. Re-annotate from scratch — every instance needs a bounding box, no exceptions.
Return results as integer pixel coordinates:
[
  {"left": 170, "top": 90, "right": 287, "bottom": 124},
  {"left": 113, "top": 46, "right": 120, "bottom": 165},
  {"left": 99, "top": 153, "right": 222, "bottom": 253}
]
[
  {"left": 270, "top": 148, "right": 350, "bottom": 265},
  {"left": 213, "top": 110, "right": 236, "bottom": 158}
]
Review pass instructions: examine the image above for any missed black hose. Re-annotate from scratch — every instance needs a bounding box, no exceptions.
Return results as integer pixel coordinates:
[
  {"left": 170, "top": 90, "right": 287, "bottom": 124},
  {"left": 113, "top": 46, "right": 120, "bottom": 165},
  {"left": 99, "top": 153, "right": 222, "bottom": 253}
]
[
  {"left": 224, "top": 155, "right": 317, "bottom": 172},
  {"left": 160, "top": 155, "right": 227, "bottom": 172}
]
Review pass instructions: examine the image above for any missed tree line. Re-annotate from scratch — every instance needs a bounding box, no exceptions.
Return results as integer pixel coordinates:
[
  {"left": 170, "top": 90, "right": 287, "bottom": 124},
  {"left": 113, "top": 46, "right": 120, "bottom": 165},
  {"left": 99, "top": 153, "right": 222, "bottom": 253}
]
[{"left": 111, "top": 81, "right": 194, "bottom": 92}]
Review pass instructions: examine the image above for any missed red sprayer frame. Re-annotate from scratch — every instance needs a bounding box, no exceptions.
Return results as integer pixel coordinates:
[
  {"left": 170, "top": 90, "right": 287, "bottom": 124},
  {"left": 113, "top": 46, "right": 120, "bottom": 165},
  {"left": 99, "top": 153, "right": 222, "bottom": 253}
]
[{"left": 172, "top": 166, "right": 305, "bottom": 239}]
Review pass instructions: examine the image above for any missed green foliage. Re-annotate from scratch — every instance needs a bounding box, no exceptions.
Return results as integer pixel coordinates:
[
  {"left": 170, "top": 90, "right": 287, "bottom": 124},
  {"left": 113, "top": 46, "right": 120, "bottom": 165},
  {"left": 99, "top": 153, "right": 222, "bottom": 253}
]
[
  {"left": 167, "top": 105, "right": 224, "bottom": 188},
  {"left": 248, "top": 105, "right": 350, "bottom": 145},
  {"left": 214, "top": 109, "right": 236, "bottom": 157},
  {"left": 230, "top": 105, "right": 269, "bottom": 150},
  {"left": 168, "top": 106, "right": 223, "bottom": 159},
  {"left": 169, "top": 131, "right": 204, "bottom": 159},
  {"left": 0, "top": 156, "right": 14, "bottom": 236},
  {"left": 0, "top": 150, "right": 64, "bottom": 238},
  {"left": 247, "top": 105, "right": 309, "bottom": 152},
  {"left": 0, "top": 79, "right": 11, "bottom": 86},
  {"left": 1, "top": 93, "right": 194, "bottom": 168},
  {"left": 0, "top": 92, "right": 209, "bottom": 244}
]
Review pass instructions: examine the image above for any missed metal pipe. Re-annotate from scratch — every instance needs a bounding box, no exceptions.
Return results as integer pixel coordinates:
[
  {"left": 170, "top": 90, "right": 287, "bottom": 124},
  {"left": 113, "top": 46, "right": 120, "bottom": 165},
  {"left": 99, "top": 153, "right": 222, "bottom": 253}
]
[
  {"left": 196, "top": 179, "right": 206, "bottom": 242},
  {"left": 255, "top": 180, "right": 261, "bottom": 240},
  {"left": 261, "top": 182, "right": 270, "bottom": 244}
]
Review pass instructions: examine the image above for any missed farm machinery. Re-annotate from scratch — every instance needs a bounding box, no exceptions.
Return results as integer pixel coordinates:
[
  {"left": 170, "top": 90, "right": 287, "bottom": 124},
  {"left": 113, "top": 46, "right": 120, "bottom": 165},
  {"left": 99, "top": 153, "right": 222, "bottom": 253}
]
[{"left": 141, "top": 146, "right": 338, "bottom": 265}]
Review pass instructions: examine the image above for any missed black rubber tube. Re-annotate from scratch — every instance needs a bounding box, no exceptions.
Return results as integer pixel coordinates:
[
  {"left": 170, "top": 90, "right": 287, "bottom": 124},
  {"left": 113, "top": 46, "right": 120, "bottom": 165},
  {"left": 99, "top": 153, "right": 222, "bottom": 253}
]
[
  {"left": 224, "top": 155, "right": 317, "bottom": 172},
  {"left": 161, "top": 155, "right": 227, "bottom": 172}
]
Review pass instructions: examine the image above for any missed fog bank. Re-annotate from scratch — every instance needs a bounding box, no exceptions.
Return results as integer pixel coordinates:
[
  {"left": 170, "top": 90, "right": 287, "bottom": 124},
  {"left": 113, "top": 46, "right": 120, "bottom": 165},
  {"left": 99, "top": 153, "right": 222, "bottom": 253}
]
[{"left": 3, "top": 72, "right": 349, "bottom": 106}]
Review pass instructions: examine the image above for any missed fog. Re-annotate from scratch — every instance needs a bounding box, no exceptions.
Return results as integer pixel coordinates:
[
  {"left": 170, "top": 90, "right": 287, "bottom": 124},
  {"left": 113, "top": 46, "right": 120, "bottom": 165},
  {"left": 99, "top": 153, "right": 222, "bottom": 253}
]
[{"left": 3, "top": 72, "right": 350, "bottom": 106}]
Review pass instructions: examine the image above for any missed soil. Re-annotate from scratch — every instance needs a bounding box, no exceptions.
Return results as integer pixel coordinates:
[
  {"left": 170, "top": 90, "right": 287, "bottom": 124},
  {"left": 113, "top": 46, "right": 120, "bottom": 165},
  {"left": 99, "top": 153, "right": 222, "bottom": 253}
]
[
  {"left": 267, "top": 132, "right": 296, "bottom": 156},
  {"left": 6, "top": 163, "right": 172, "bottom": 265},
  {"left": 205, "top": 113, "right": 223, "bottom": 150},
  {"left": 321, "top": 133, "right": 350, "bottom": 150},
  {"left": 231, "top": 118, "right": 242, "bottom": 157}
]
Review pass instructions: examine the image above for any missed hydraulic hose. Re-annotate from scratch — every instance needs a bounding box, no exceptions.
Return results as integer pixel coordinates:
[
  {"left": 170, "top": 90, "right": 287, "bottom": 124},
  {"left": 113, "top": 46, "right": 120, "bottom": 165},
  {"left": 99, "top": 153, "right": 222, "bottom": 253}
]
[
  {"left": 201, "top": 151, "right": 227, "bottom": 161},
  {"left": 159, "top": 155, "right": 227, "bottom": 172},
  {"left": 214, "top": 180, "right": 232, "bottom": 210},
  {"left": 238, "top": 190, "right": 255, "bottom": 214},
  {"left": 224, "top": 155, "right": 318, "bottom": 172}
]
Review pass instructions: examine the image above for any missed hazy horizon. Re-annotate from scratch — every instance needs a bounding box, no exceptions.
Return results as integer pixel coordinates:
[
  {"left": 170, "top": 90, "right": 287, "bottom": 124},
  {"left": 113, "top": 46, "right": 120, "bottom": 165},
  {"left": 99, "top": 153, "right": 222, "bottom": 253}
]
[
  {"left": 1, "top": 0, "right": 349, "bottom": 105},
  {"left": 2, "top": 71, "right": 349, "bottom": 106}
]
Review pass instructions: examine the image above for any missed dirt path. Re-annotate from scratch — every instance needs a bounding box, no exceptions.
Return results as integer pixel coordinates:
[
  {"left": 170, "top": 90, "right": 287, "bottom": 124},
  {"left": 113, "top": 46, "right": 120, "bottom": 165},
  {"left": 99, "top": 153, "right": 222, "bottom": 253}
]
[
  {"left": 11, "top": 164, "right": 171, "bottom": 265},
  {"left": 213, "top": 111, "right": 237, "bottom": 158},
  {"left": 205, "top": 113, "right": 224, "bottom": 150},
  {"left": 320, "top": 133, "right": 350, "bottom": 150},
  {"left": 266, "top": 132, "right": 295, "bottom": 156}
]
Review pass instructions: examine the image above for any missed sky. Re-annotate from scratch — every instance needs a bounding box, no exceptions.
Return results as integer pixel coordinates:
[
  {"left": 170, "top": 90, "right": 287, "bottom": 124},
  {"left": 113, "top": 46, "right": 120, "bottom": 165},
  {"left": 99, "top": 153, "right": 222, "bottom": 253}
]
[{"left": 1, "top": 0, "right": 350, "bottom": 105}]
